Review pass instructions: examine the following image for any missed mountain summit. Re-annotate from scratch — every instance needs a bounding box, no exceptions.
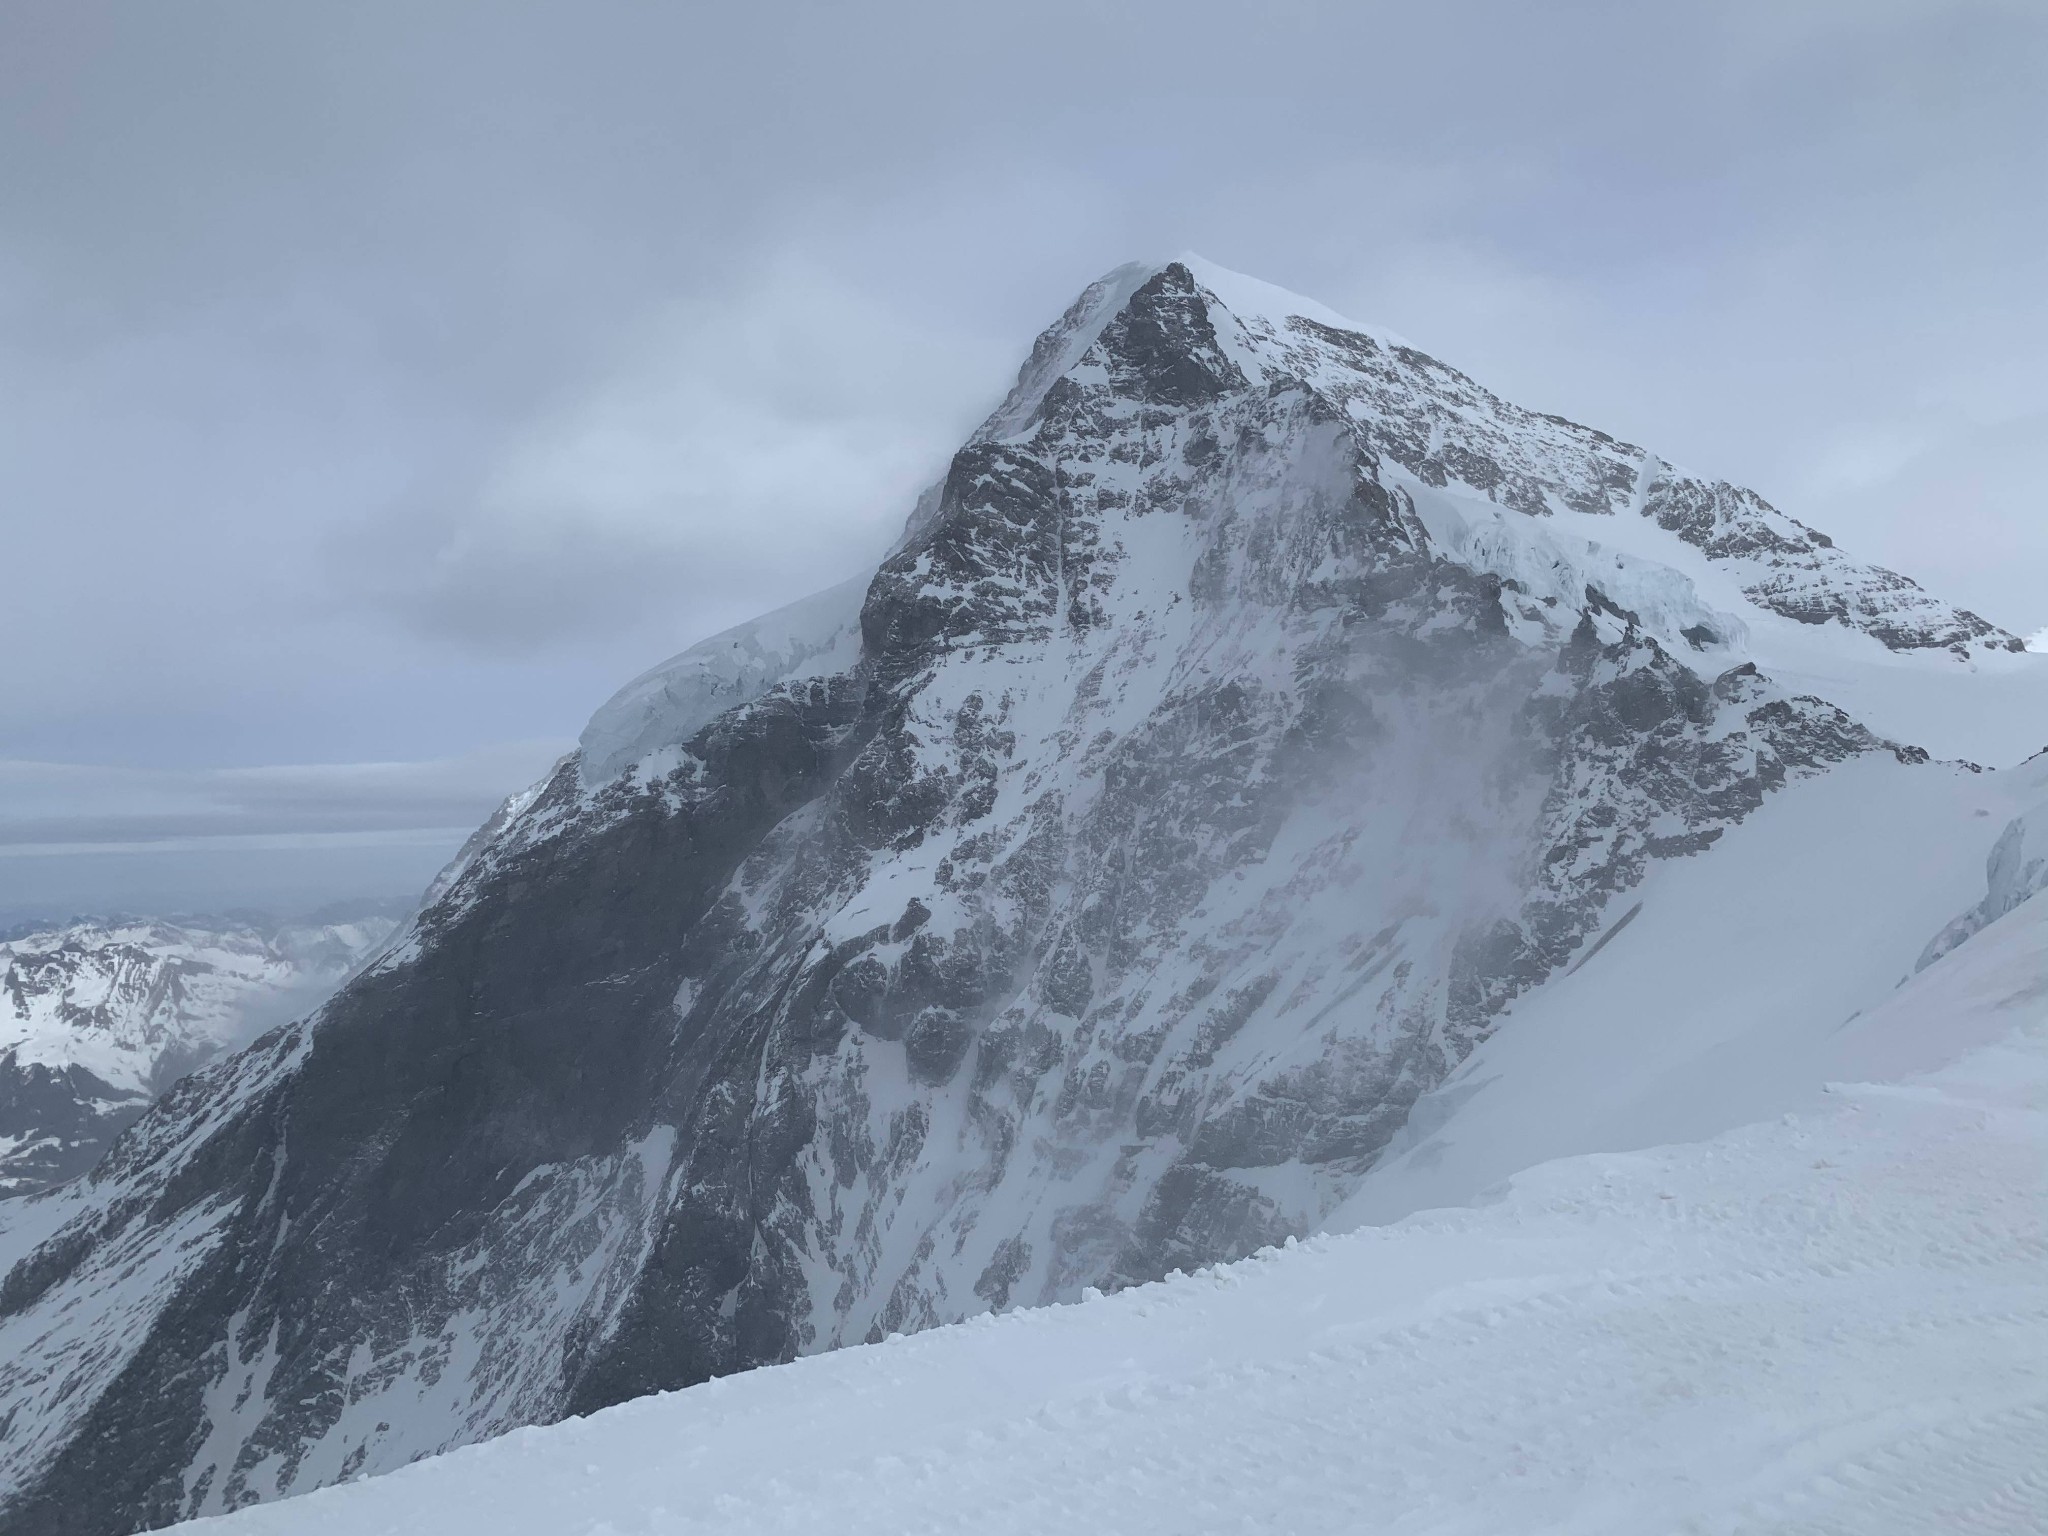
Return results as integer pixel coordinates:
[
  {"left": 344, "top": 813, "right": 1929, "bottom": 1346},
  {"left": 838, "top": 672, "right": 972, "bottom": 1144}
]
[{"left": 0, "top": 260, "right": 2038, "bottom": 1535}]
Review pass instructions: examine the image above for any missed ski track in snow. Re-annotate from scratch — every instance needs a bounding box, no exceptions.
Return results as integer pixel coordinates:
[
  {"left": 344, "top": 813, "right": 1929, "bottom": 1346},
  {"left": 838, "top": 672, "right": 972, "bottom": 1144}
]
[{"left": 170, "top": 982, "right": 2048, "bottom": 1534}]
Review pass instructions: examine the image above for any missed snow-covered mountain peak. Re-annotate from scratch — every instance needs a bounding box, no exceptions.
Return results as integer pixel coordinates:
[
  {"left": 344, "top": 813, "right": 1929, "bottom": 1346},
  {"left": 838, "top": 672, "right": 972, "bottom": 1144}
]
[
  {"left": 1172, "top": 252, "right": 1417, "bottom": 353},
  {"left": 580, "top": 257, "right": 2034, "bottom": 801},
  {"left": 5, "top": 919, "right": 285, "bottom": 1091},
  {"left": 2, "top": 258, "right": 2043, "bottom": 1536}
]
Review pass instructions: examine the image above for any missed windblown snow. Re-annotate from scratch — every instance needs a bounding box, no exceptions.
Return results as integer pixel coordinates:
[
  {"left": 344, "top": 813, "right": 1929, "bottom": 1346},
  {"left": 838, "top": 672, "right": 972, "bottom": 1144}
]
[{"left": 578, "top": 578, "right": 868, "bottom": 787}]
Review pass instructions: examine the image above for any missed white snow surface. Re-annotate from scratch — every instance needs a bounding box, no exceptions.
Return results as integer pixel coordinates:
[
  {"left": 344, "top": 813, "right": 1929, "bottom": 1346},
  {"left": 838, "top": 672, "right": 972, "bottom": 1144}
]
[
  {"left": 1178, "top": 252, "right": 1416, "bottom": 352},
  {"left": 1332, "top": 751, "right": 2048, "bottom": 1227},
  {"left": 168, "top": 888, "right": 2048, "bottom": 1535},
  {"left": 1408, "top": 477, "right": 2048, "bottom": 768},
  {"left": 576, "top": 576, "right": 867, "bottom": 787}
]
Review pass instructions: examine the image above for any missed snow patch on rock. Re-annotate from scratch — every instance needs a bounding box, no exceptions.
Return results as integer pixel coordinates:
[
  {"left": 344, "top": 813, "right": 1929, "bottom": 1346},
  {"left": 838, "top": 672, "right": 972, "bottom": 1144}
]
[{"left": 577, "top": 577, "right": 867, "bottom": 787}]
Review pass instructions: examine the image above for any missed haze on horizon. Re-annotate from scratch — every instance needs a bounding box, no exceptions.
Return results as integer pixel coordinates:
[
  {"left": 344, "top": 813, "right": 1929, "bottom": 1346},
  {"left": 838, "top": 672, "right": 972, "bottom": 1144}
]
[{"left": 3, "top": 0, "right": 2043, "bottom": 921}]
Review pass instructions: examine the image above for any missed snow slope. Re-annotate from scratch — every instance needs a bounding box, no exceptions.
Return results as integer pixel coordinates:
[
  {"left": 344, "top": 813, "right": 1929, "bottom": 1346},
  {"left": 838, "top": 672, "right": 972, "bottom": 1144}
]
[
  {"left": 1331, "top": 752, "right": 2047, "bottom": 1227},
  {"left": 1405, "top": 476, "right": 2048, "bottom": 768},
  {"left": 166, "top": 895, "right": 2048, "bottom": 1536},
  {"left": 577, "top": 577, "right": 867, "bottom": 787}
]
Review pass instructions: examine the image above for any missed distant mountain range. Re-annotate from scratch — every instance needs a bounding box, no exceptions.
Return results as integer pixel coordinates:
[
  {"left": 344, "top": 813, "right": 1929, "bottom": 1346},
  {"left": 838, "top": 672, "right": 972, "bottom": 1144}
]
[{"left": 0, "top": 908, "right": 399, "bottom": 1197}]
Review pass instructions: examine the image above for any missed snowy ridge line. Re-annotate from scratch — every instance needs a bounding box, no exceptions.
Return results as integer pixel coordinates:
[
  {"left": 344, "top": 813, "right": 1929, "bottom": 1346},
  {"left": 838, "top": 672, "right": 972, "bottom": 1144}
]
[
  {"left": 550, "top": 255, "right": 2037, "bottom": 818},
  {"left": 1172, "top": 255, "right": 2019, "bottom": 659},
  {"left": 577, "top": 577, "right": 868, "bottom": 789}
]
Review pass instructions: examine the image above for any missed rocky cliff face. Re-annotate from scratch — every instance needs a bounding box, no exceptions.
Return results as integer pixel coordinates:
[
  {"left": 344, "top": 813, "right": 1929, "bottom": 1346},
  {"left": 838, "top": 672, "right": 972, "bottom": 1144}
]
[
  {"left": 0, "top": 914, "right": 396, "bottom": 1198},
  {"left": 0, "top": 259, "right": 2015, "bottom": 1535}
]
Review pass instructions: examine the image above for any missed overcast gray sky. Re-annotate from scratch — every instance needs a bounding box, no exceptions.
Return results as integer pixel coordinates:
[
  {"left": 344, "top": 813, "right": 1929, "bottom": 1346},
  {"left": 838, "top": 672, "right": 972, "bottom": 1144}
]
[{"left": 3, "top": 0, "right": 2044, "bottom": 920}]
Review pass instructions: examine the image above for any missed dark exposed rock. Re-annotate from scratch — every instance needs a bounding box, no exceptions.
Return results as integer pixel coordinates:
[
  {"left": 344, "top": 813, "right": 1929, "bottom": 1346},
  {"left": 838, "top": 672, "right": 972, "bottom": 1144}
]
[{"left": 0, "top": 1057, "right": 149, "bottom": 1195}]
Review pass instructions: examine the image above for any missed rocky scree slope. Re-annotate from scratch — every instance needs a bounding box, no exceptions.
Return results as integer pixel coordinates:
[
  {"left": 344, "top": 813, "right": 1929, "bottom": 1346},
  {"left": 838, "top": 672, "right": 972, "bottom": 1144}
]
[
  {"left": 0, "top": 259, "right": 2018, "bottom": 1535},
  {"left": 0, "top": 915, "right": 395, "bottom": 1198}
]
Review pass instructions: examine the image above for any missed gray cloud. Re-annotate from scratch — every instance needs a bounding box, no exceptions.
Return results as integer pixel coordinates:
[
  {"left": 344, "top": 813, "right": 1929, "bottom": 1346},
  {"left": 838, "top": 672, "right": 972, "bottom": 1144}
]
[
  {"left": 335, "top": 253, "right": 1013, "bottom": 650},
  {"left": 3, "top": 0, "right": 2044, "bottom": 914},
  {"left": 0, "top": 744, "right": 569, "bottom": 926},
  {"left": 0, "top": 840, "right": 471, "bottom": 931},
  {"left": 0, "top": 742, "right": 569, "bottom": 850}
]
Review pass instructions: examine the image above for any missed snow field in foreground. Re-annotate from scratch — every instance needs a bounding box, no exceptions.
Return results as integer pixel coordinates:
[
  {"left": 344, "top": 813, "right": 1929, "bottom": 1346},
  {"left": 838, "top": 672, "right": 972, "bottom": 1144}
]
[{"left": 175, "top": 1008, "right": 2048, "bottom": 1532}]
